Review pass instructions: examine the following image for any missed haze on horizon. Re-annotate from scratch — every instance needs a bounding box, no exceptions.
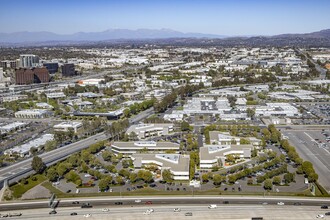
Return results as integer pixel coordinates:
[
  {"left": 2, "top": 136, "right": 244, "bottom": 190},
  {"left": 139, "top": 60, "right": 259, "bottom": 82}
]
[{"left": 0, "top": 0, "right": 330, "bottom": 36}]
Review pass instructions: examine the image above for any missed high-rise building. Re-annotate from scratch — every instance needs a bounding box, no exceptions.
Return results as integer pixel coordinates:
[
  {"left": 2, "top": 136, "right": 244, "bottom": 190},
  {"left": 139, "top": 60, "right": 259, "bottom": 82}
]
[
  {"left": 43, "top": 63, "right": 59, "bottom": 74},
  {"left": 15, "top": 67, "right": 50, "bottom": 85},
  {"left": 19, "top": 54, "right": 39, "bottom": 68},
  {"left": 61, "top": 63, "right": 76, "bottom": 77}
]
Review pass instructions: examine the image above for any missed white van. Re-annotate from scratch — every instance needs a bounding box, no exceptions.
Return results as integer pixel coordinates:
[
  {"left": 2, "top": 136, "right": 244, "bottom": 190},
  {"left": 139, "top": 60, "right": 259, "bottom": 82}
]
[{"left": 208, "top": 204, "right": 217, "bottom": 209}]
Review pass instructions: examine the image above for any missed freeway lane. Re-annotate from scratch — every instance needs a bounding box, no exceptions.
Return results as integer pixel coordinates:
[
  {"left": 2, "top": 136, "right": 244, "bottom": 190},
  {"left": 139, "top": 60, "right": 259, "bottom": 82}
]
[
  {"left": 1, "top": 196, "right": 330, "bottom": 211},
  {"left": 3, "top": 205, "right": 328, "bottom": 220}
]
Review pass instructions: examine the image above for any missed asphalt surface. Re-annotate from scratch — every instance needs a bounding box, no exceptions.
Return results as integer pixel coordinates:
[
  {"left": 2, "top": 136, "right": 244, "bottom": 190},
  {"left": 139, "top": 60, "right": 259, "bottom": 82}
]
[
  {"left": 1, "top": 196, "right": 330, "bottom": 211},
  {"left": 281, "top": 129, "right": 330, "bottom": 192},
  {"left": 2, "top": 204, "right": 329, "bottom": 220}
]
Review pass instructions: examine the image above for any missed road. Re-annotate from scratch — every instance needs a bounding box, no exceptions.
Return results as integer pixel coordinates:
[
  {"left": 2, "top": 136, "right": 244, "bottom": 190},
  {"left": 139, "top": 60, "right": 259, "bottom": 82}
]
[
  {"left": 0, "top": 132, "right": 108, "bottom": 187},
  {"left": 296, "top": 49, "right": 327, "bottom": 80},
  {"left": 281, "top": 129, "right": 330, "bottom": 192},
  {"left": 1, "top": 196, "right": 330, "bottom": 219},
  {"left": 2, "top": 204, "right": 329, "bottom": 220},
  {"left": 0, "top": 107, "right": 154, "bottom": 188}
]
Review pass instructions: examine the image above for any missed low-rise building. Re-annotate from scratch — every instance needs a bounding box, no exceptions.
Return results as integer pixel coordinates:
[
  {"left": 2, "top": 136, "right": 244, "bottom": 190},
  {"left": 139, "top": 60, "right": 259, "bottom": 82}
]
[
  {"left": 111, "top": 141, "right": 180, "bottom": 155},
  {"left": 4, "top": 134, "right": 54, "bottom": 157},
  {"left": 53, "top": 121, "right": 82, "bottom": 133},
  {"left": 0, "top": 122, "right": 28, "bottom": 134},
  {"left": 1, "top": 94, "right": 28, "bottom": 103},
  {"left": 199, "top": 144, "right": 252, "bottom": 169},
  {"left": 126, "top": 123, "right": 174, "bottom": 139},
  {"left": 14, "top": 109, "right": 53, "bottom": 118},
  {"left": 131, "top": 153, "right": 190, "bottom": 180}
]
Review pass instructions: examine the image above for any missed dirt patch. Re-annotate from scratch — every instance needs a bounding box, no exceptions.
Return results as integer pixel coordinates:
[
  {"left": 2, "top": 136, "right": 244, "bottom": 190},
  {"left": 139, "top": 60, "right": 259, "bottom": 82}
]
[{"left": 21, "top": 184, "right": 51, "bottom": 200}]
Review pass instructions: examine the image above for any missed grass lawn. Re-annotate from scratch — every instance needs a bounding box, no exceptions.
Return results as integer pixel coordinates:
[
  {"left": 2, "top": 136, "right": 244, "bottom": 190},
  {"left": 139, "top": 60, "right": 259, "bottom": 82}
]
[{"left": 10, "top": 174, "right": 47, "bottom": 199}]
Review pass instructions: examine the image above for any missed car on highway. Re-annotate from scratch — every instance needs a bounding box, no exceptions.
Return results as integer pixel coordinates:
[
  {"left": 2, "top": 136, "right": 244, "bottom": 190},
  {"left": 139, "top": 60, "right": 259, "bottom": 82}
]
[
  {"left": 261, "top": 202, "right": 268, "bottom": 205},
  {"left": 84, "top": 214, "right": 92, "bottom": 218},
  {"left": 145, "top": 201, "right": 153, "bottom": 205},
  {"left": 70, "top": 212, "right": 78, "bottom": 216},
  {"left": 72, "top": 201, "right": 79, "bottom": 204},
  {"left": 185, "top": 212, "right": 193, "bottom": 216},
  {"left": 102, "top": 208, "right": 110, "bottom": 212},
  {"left": 143, "top": 211, "right": 150, "bottom": 215},
  {"left": 114, "top": 202, "right": 123, "bottom": 205},
  {"left": 325, "top": 212, "right": 330, "bottom": 216},
  {"left": 277, "top": 202, "right": 285, "bottom": 206},
  {"left": 316, "top": 214, "right": 325, "bottom": 218},
  {"left": 147, "top": 208, "right": 154, "bottom": 213},
  {"left": 208, "top": 204, "right": 217, "bottom": 209},
  {"left": 173, "top": 208, "right": 181, "bottom": 212},
  {"left": 321, "top": 205, "right": 328, "bottom": 209},
  {"left": 135, "top": 199, "right": 142, "bottom": 203},
  {"left": 49, "top": 210, "right": 57, "bottom": 215},
  {"left": 293, "top": 202, "right": 302, "bottom": 206}
]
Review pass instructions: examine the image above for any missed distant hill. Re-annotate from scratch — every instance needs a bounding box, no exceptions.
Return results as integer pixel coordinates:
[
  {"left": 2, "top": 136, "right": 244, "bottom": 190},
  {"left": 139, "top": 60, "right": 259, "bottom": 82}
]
[
  {"left": 274, "top": 29, "right": 330, "bottom": 39},
  {"left": 0, "top": 28, "right": 227, "bottom": 43},
  {"left": 0, "top": 28, "right": 330, "bottom": 47}
]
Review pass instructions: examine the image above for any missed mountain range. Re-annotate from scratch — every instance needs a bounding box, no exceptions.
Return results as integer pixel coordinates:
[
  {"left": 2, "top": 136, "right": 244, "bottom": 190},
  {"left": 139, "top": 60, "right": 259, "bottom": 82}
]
[
  {"left": 0, "top": 28, "right": 227, "bottom": 43},
  {"left": 0, "top": 28, "right": 330, "bottom": 47}
]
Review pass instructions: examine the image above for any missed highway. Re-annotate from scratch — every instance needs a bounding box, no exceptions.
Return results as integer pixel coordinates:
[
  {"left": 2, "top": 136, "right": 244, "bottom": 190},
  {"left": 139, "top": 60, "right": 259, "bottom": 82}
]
[
  {"left": 1, "top": 196, "right": 330, "bottom": 219},
  {"left": 0, "top": 132, "right": 108, "bottom": 186},
  {"left": 1, "top": 196, "right": 330, "bottom": 211},
  {"left": 2, "top": 205, "right": 329, "bottom": 220},
  {"left": 0, "top": 107, "right": 154, "bottom": 188}
]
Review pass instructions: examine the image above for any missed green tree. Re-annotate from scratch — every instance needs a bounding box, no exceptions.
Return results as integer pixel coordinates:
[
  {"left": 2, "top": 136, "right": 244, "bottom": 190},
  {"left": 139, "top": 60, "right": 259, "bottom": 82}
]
[
  {"left": 181, "top": 121, "right": 191, "bottom": 131},
  {"left": 284, "top": 172, "right": 295, "bottom": 184},
  {"left": 129, "top": 173, "right": 138, "bottom": 183},
  {"left": 272, "top": 176, "right": 281, "bottom": 185},
  {"left": 213, "top": 174, "right": 225, "bottom": 185},
  {"left": 116, "top": 175, "right": 124, "bottom": 185},
  {"left": 162, "top": 169, "right": 173, "bottom": 183},
  {"left": 47, "top": 167, "right": 59, "bottom": 182},
  {"left": 264, "top": 179, "right": 273, "bottom": 190},
  {"left": 31, "top": 156, "right": 46, "bottom": 174}
]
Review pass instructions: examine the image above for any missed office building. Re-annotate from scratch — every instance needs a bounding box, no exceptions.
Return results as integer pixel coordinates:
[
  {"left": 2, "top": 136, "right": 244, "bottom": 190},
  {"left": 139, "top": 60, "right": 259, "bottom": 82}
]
[
  {"left": 43, "top": 63, "right": 59, "bottom": 74},
  {"left": 15, "top": 67, "right": 50, "bottom": 85},
  {"left": 132, "top": 153, "right": 190, "bottom": 180},
  {"left": 61, "top": 64, "right": 76, "bottom": 77},
  {"left": 20, "top": 54, "right": 39, "bottom": 68},
  {"left": 111, "top": 141, "right": 180, "bottom": 155}
]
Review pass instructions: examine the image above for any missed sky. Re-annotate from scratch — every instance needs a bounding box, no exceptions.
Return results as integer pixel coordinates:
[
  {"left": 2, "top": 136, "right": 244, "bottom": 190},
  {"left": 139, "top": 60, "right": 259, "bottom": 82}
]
[{"left": 1, "top": 0, "right": 329, "bottom": 36}]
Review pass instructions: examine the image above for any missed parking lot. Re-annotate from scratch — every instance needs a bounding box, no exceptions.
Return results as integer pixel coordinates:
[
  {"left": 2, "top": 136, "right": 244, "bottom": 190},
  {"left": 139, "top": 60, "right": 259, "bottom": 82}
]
[{"left": 281, "top": 128, "right": 330, "bottom": 193}]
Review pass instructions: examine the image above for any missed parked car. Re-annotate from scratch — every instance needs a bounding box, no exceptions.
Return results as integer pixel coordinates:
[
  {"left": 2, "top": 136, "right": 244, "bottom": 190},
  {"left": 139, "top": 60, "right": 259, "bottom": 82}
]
[
  {"left": 321, "top": 205, "right": 328, "bottom": 209},
  {"left": 316, "top": 214, "right": 325, "bottom": 218}
]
